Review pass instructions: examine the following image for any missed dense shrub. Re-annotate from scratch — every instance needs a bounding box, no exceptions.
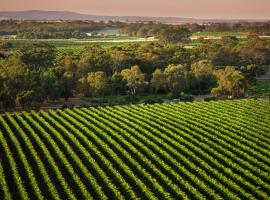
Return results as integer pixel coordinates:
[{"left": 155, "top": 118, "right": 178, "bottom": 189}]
[
  {"left": 143, "top": 98, "right": 163, "bottom": 104},
  {"left": 179, "top": 92, "right": 194, "bottom": 102},
  {"left": 204, "top": 96, "right": 217, "bottom": 102}
]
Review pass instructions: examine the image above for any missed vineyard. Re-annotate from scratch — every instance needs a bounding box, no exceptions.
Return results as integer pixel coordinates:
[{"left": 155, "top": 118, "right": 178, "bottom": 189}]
[
  {"left": 0, "top": 99, "right": 270, "bottom": 200},
  {"left": 1, "top": 36, "right": 156, "bottom": 58}
]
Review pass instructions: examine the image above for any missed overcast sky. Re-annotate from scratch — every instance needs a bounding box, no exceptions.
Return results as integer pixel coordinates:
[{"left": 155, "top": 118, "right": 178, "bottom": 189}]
[{"left": 1, "top": 0, "right": 270, "bottom": 19}]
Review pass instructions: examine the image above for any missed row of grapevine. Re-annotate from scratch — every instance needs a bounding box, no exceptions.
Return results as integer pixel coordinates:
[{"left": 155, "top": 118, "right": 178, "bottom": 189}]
[
  {"left": 126, "top": 103, "right": 270, "bottom": 198},
  {"left": 0, "top": 99, "right": 269, "bottom": 199},
  {"left": 106, "top": 105, "right": 259, "bottom": 199}
]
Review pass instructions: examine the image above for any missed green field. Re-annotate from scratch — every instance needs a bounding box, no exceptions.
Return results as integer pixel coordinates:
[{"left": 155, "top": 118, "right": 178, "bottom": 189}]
[
  {"left": 189, "top": 32, "right": 270, "bottom": 48},
  {"left": 191, "top": 31, "right": 248, "bottom": 38},
  {"left": 3, "top": 32, "right": 270, "bottom": 54},
  {"left": 0, "top": 99, "right": 270, "bottom": 199},
  {"left": 248, "top": 80, "right": 270, "bottom": 97},
  {"left": 255, "top": 80, "right": 270, "bottom": 96},
  {"left": 0, "top": 36, "right": 156, "bottom": 57}
]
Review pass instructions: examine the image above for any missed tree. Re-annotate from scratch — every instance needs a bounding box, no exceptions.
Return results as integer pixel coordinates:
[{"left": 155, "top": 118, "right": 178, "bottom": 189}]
[
  {"left": 150, "top": 69, "right": 167, "bottom": 93},
  {"left": 78, "top": 45, "right": 113, "bottom": 77},
  {"left": 121, "top": 65, "right": 146, "bottom": 98},
  {"left": 107, "top": 46, "right": 138, "bottom": 72},
  {"left": 191, "top": 60, "right": 216, "bottom": 91},
  {"left": 240, "top": 64, "right": 257, "bottom": 87},
  {"left": 0, "top": 41, "right": 12, "bottom": 59},
  {"left": 16, "top": 90, "right": 34, "bottom": 109},
  {"left": 60, "top": 75, "right": 74, "bottom": 101},
  {"left": 78, "top": 77, "right": 90, "bottom": 96},
  {"left": 84, "top": 71, "right": 109, "bottom": 96},
  {"left": 164, "top": 64, "right": 189, "bottom": 95},
  {"left": 212, "top": 66, "right": 246, "bottom": 98},
  {"left": 111, "top": 72, "right": 127, "bottom": 95},
  {"left": 169, "top": 47, "right": 192, "bottom": 67},
  {"left": 58, "top": 55, "right": 78, "bottom": 100},
  {"left": 221, "top": 36, "right": 239, "bottom": 49},
  {"left": 20, "top": 42, "right": 56, "bottom": 71},
  {"left": 40, "top": 71, "right": 62, "bottom": 100},
  {"left": 158, "top": 27, "right": 191, "bottom": 44},
  {"left": 0, "top": 41, "right": 12, "bottom": 51},
  {"left": 136, "top": 42, "right": 168, "bottom": 74},
  {"left": 0, "top": 58, "right": 27, "bottom": 110},
  {"left": 137, "top": 27, "right": 149, "bottom": 37},
  {"left": 59, "top": 54, "right": 78, "bottom": 78},
  {"left": 193, "top": 38, "right": 240, "bottom": 66},
  {"left": 0, "top": 82, "right": 16, "bottom": 111},
  {"left": 237, "top": 35, "right": 270, "bottom": 72},
  {"left": 0, "top": 54, "right": 50, "bottom": 111}
]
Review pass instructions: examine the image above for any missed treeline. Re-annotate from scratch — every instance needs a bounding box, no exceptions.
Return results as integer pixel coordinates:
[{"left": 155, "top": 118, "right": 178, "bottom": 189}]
[
  {"left": 121, "top": 22, "right": 270, "bottom": 36},
  {"left": 2, "top": 20, "right": 270, "bottom": 39},
  {"left": 120, "top": 23, "right": 192, "bottom": 44},
  {"left": 120, "top": 23, "right": 197, "bottom": 38},
  {"left": 203, "top": 22, "right": 270, "bottom": 35},
  {"left": 17, "top": 30, "right": 88, "bottom": 39},
  {"left": 0, "top": 20, "right": 124, "bottom": 38},
  {"left": 0, "top": 35, "right": 270, "bottom": 110},
  {"left": 1, "top": 20, "right": 192, "bottom": 41}
]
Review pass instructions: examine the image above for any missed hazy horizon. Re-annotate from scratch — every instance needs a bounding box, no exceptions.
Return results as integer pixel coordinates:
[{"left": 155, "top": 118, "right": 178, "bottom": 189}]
[{"left": 1, "top": 0, "right": 270, "bottom": 20}]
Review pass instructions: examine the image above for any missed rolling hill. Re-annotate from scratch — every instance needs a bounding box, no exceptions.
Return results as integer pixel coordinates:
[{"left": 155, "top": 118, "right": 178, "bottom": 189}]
[{"left": 0, "top": 10, "right": 269, "bottom": 23}]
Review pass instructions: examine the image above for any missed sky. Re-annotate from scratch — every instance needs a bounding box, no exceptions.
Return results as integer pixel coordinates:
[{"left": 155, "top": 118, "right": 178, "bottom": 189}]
[{"left": 1, "top": 0, "right": 270, "bottom": 19}]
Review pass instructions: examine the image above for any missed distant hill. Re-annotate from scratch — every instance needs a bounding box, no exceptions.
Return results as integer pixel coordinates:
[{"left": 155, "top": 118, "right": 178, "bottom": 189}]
[{"left": 0, "top": 10, "right": 269, "bottom": 23}]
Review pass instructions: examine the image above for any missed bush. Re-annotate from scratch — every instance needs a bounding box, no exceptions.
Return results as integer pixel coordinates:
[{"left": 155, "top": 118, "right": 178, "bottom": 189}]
[
  {"left": 179, "top": 92, "right": 194, "bottom": 102},
  {"left": 61, "top": 104, "right": 68, "bottom": 109},
  {"left": 211, "top": 87, "right": 221, "bottom": 97},
  {"left": 125, "top": 96, "right": 139, "bottom": 103},
  {"left": 204, "top": 96, "right": 217, "bottom": 102},
  {"left": 16, "top": 90, "right": 34, "bottom": 108},
  {"left": 143, "top": 98, "right": 163, "bottom": 104},
  {"left": 190, "top": 89, "right": 211, "bottom": 95},
  {"left": 166, "top": 93, "right": 179, "bottom": 99},
  {"left": 87, "top": 98, "right": 108, "bottom": 104}
]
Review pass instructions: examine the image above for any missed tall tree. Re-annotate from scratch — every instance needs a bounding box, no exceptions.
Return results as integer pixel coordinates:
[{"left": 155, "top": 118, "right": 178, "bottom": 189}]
[
  {"left": 0, "top": 57, "right": 27, "bottom": 110},
  {"left": 20, "top": 42, "right": 56, "bottom": 71},
  {"left": 0, "top": 41, "right": 12, "bottom": 51},
  {"left": 237, "top": 35, "right": 270, "bottom": 74},
  {"left": 158, "top": 27, "right": 191, "bottom": 44},
  {"left": 40, "top": 71, "right": 62, "bottom": 100},
  {"left": 164, "top": 64, "right": 189, "bottom": 95},
  {"left": 121, "top": 65, "right": 146, "bottom": 98},
  {"left": 111, "top": 72, "right": 127, "bottom": 95},
  {"left": 212, "top": 66, "right": 246, "bottom": 98},
  {"left": 78, "top": 45, "right": 113, "bottom": 77},
  {"left": 16, "top": 90, "right": 34, "bottom": 109},
  {"left": 81, "top": 71, "right": 109, "bottom": 96},
  {"left": 150, "top": 69, "right": 167, "bottom": 93},
  {"left": 59, "top": 54, "right": 78, "bottom": 78},
  {"left": 191, "top": 60, "right": 216, "bottom": 91}
]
